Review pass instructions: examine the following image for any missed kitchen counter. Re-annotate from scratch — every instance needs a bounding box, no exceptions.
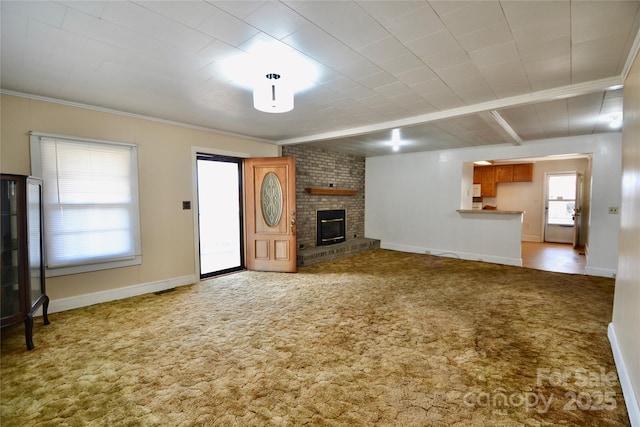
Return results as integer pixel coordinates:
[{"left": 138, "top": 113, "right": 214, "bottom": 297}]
[{"left": 457, "top": 209, "right": 524, "bottom": 215}]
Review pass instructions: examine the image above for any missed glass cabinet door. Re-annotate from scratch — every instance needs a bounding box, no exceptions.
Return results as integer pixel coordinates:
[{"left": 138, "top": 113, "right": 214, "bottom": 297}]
[
  {"left": 27, "top": 180, "right": 43, "bottom": 307},
  {"left": 1, "top": 179, "right": 21, "bottom": 318}
]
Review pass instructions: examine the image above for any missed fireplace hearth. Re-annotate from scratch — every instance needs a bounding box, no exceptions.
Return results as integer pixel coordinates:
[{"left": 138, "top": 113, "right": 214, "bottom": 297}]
[{"left": 316, "top": 209, "right": 346, "bottom": 246}]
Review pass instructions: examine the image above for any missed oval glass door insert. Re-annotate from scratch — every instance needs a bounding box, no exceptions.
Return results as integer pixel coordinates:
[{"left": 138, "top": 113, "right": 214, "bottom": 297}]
[{"left": 261, "top": 172, "right": 283, "bottom": 227}]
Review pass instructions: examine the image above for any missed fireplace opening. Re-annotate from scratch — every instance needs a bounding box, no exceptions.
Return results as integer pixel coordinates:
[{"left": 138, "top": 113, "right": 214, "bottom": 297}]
[{"left": 316, "top": 209, "right": 346, "bottom": 246}]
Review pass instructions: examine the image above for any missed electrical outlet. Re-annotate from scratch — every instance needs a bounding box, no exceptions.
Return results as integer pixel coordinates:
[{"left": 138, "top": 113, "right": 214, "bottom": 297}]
[
  {"left": 608, "top": 206, "right": 619, "bottom": 214},
  {"left": 425, "top": 250, "right": 431, "bottom": 255}
]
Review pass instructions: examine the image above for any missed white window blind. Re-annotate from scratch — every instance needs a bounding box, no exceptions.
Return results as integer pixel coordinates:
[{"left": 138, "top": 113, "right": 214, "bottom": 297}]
[{"left": 30, "top": 132, "right": 141, "bottom": 276}]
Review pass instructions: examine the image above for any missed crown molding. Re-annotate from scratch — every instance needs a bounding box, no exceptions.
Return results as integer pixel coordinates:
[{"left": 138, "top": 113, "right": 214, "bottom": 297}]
[{"left": 0, "top": 89, "right": 276, "bottom": 145}]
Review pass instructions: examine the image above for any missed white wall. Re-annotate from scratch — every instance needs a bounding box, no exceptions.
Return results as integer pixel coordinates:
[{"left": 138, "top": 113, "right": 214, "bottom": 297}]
[
  {"left": 496, "top": 157, "right": 591, "bottom": 245},
  {"left": 365, "top": 133, "right": 622, "bottom": 277},
  {"left": 609, "top": 50, "right": 640, "bottom": 425}
]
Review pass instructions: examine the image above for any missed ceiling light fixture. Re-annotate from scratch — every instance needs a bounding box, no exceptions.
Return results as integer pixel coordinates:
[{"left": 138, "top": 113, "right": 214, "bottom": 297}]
[
  {"left": 391, "top": 128, "right": 401, "bottom": 152},
  {"left": 221, "top": 40, "right": 319, "bottom": 114},
  {"left": 608, "top": 113, "right": 623, "bottom": 129},
  {"left": 253, "top": 73, "right": 294, "bottom": 113}
]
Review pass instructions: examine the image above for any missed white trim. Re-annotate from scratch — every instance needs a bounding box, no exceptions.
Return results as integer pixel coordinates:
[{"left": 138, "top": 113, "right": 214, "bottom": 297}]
[
  {"left": 380, "top": 242, "right": 523, "bottom": 267},
  {"left": 521, "top": 234, "right": 541, "bottom": 242},
  {"left": 584, "top": 266, "right": 617, "bottom": 278},
  {"left": 35, "top": 274, "right": 197, "bottom": 315},
  {"left": 608, "top": 323, "right": 640, "bottom": 427},
  {"left": 490, "top": 110, "right": 522, "bottom": 145},
  {"left": 3, "top": 89, "right": 275, "bottom": 145}
]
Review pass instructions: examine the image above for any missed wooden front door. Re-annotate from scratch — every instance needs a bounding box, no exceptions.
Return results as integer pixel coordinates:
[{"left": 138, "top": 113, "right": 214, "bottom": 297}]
[{"left": 244, "top": 157, "right": 297, "bottom": 272}]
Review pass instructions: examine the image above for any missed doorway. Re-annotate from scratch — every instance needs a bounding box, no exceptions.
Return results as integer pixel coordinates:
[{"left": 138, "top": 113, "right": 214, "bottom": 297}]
[
  {"left": 196, "top": 155, "right": 244, "bottom": 278},
  {"left": 544, "top": 173, "right": 581, "bottom": 245}
]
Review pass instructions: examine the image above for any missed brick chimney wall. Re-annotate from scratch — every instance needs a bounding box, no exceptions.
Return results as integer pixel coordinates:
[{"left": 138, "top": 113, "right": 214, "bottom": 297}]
[{"left": 281, "top": 144, "right": 365, "bottom": 249}]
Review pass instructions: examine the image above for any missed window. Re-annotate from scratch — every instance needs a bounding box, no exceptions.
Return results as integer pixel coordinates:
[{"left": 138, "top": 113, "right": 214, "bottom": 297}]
[
  {"left": 30, "top": 132, "right": 141, "bottom": 276},
  {"left": 546, "top": 174, "right": 576, "bottom": 226}
]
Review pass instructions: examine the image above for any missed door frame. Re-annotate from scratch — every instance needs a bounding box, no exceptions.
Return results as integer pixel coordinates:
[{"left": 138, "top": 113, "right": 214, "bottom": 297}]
[
  {"left": 542, "top": 171, "right": 578, "bottom": 244},
  {"left": 190, "top": 146, "right": 251, "bottom": 279}
]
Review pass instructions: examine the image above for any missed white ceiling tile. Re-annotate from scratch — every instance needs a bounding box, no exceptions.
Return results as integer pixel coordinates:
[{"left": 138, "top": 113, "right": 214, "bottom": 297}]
[
  {"left": 456, "top": 86, "right": 496, "bottom": 105},
  {"left": 395, "top": 66, "right": 438, "bottom": 86},
  {"left": 358, "top": 37, "right": 410, "bottom": 64},
  {"left": 293, "top": 1, "right": 365, "bottom": 28},
  {"left": 406, "top": 30, "right": 461, "bottom": 59},
  {"left": 502, "top": 1, "right": 568, "bottom": 32},
  {"left": 197, "top": 7, "right": 260, "bottom": 47},
  {"left": 456, "top": 21, "right": 513, "bottom": 52},
  {"left": 437, "top": 1, "right": 505, "bottom": 37},
  {"left": 469, "top": 41, "right": 520, "bottom": 69},
  {"left": 62, "top": 8, "right": 173, "bottom": 59},
  {"left": 282, "top": 24, "right": 360, "bottom": 69},
  {"left": 2, "top": 0, "right": 67, "bottom": 27},
  {"left": 358, "top": 0, "right": 426, "bottom": 24},
  {"left": 326, "top": 14, "right": 389, "bottom": 50},
  {"left": 337, "top": 58, "right": 381, "bottom": 81},
  {"left": 210, "top": 1, "right": 266, "bottom": 20},
  {"left": 383, "top": 4, "right": 445, "bottom": 43},
  {"left": 244, "top": 1, "right": 308, "bottom": 40},
  {"left": 356, "top": 71, "right": 396, "bottom": 90},
  {"left": 135, "top": 1, "right": 216, "bottom": 28},
  {"left": 26, "top": 19, "right": 87, "bottom": 51},
  {"left": 101, "top": 2, "right": 213, "bottom": 53},
  {"left": 378, "top": 53, "right": 424, "bottom": 76},
  {"left": 422, "top": 46, "right": 470, "bottom": 71},
  {"left": 424, "top": 90, "right": 464, "bottom": 111}
]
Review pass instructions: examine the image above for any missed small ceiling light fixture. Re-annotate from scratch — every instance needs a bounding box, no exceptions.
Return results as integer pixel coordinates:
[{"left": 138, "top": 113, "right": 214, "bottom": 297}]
[
  {"left": 253, "top": 73, "right": 293, "bottom": 113},
  {"left": 608, "top": 113, "right": 623, "bottom": 129},
  {"left": 391, "top": 128, "right": 401, "bottom": 152}
]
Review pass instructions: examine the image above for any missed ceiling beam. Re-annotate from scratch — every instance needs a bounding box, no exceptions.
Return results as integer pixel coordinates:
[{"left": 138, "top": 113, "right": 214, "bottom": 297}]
[{"left": 277, "top": 76, "right": 623, "bottom": 145}]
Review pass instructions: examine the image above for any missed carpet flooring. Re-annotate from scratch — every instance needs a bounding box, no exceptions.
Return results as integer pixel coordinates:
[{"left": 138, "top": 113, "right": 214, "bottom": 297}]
[{"left": 0, "top": 249, "right": 629, "bottom": 426}]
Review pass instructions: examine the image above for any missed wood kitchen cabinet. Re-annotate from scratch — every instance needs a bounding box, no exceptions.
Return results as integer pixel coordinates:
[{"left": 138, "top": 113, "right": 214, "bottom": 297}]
[
  {"left": 473, "top": 167, "right": 482, "bottom": 185},
  {"left": 495, "top": 165, "right": 514, "bottom": 182},
  {"left": 513, "top": 163, "right": 533, "bottom": 182},
  {"left": 480, "top": 166, "right": 497, "bottom": 197}
]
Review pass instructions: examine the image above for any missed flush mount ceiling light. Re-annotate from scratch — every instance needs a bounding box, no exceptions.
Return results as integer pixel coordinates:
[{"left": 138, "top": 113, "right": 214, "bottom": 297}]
[
  {"left": 253, "top": 73, "right": 293, "bottom": 113},
  {"left": 221, "top": 40, "right": 319, "bottom": 114},
  {"left": 391, "top": 128, "right": 401, "bottom": 152},
  {"left": 600, "top": 112, "right": 623, "bottom": 129}
]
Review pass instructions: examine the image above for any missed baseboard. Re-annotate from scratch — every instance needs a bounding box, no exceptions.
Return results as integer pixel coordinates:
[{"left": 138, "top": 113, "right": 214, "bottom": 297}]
[
  {"left": 585, "top": 266, "right": 617, "bottom": 278},
  {"left": 608, "top": 323, "right": 640, "bottom": 427},
  {"left": 36, "top": 274, "right": 198, "bottom": 315},
  {"left": 521, "top": 235, "right": 541, "bottom": 242},
  {"left": 380, "top": 242, "right": 522, "bottom": 267}
]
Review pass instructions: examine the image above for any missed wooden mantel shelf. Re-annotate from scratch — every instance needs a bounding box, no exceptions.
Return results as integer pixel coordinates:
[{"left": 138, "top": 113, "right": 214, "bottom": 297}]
[{"left": 305, "top": 187, "right": 358, "bottom": 196}]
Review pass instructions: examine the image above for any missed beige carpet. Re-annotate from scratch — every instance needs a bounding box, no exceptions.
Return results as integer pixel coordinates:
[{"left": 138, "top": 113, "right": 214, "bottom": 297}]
[{"left": 1, "top": 249, "right": 629, "bottom": 426}]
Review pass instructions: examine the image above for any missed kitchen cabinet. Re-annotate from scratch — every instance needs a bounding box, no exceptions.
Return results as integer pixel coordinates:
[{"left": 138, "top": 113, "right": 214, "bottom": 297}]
[
  {"left": 1, "top": 174, "right": 49, "bottom": 350},
  {"left": 495, "top": 165, "right": 514, "bottom": 182},
  {"left": 473, "top": 167, "right": 482, "bottom": 185},
  {"left": 513, "top": 163, "right": 533, "bottom": 182},
  {"left": 480, "top": 167, "right": 497, "bottom": 197}
]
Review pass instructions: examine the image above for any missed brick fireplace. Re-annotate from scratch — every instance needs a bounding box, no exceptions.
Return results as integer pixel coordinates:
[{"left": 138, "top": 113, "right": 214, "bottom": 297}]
[{"left": 281, "top": 144, "right": 379, "bottom": 266}]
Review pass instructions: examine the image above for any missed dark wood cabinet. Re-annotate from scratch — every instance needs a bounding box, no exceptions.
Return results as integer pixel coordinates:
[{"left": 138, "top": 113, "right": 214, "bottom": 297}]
[{"left": 1, "top": 174, "right": 49, "bottom": 350}]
